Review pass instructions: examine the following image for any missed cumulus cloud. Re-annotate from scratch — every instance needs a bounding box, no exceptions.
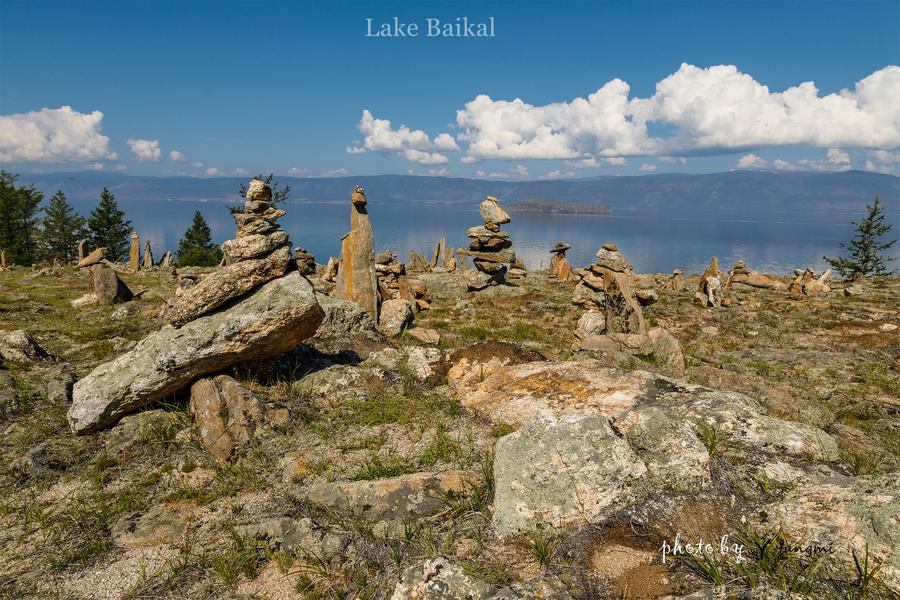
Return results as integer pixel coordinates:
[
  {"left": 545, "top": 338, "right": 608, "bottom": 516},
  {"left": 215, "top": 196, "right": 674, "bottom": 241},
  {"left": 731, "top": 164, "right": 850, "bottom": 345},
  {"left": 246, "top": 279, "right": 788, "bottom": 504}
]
[
  {"left": 204, "top": 167, "right": 222, "bottom": 176},
  {"left": 322, "top": 168, "right": 349, "bottom": 177},
  {"left": 639, "top": 163, "right": 657, "bottom": 172},
  {"left": 169, "top": 150, "right": 184, "bottom": 161},
  {"left": 736, "top": 153, "right": 769, "bottom": 169},
  {"left": 365, "top": 64, "right": 899, "bottom": 164},
  {"left": 566, "top": 157, "right": 598, "bottom": 168},
  {"left": 605, "top": 157, "right": 627, "bottom": 166},
  {"left": 288, "top": 167, "right": 307, "bottom": 175},
  {"left": 544, "top": 169, "right": 576, "bottom": 179},
  {"left": 192, "top": 161, "right": 204, "bottom": 168},
  {"left": 0, "top": 106, "right": 116, "bottom": 163},
  {"left": 513, "top": 164, "right": 529, "bottom": 177},
  {"left": 232, "top": 168, "right": 248, "bottom": 175},
  {"left": 84, "top": 162, "right": 104, "bottom": 171},
  {"left": 768, "top": 148, "right": 852, "bottom": 172},
  {"left": 428, "top": 167, "right": 450, "bottom": 176},
  {"left": 350, "top": 109, "right": 458, "bottom": 165},
  {"left": 128, "top": 139, "right": 161, "bottom": 161}
]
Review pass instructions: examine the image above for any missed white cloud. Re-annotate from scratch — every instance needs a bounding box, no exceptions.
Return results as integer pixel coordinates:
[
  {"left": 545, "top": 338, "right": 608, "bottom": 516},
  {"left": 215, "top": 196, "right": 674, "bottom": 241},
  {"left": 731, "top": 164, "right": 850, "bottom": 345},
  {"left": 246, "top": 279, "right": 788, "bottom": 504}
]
[
  {"left": 658, "top": 156, "right": 687, "bottom": 164},
  {"left": 84, "top": 162, "right": 104, "bottom": 171},
  {"left": 127, "top": 138, "right": 161, "bottom": 161},
  {"left": 513, "top": 164, "right": 529, "bottom": 177},
  {"left": 113, "top": 164, "right": 127, "bottom": 171},
  {"left": 288, "top": 167, "right": 307, "bottom": 175},
  {"left": 605, "top": 157, "right": 627, "bottom": 166},
  {"left": 769, "top": 148, "right": 852, "bottom": 172},
  {"left": 322, "top": 168, "right": 349, "bottom": 177},
  {"left": 169, "top": 149, "right": 184, "bottom": 161},
  {"left": 566, "top": 157, "right": 598, "bottom": 168},
  {"left": 868, "top": 149, "right": 900, "bottom": 164},
  {"left": 192, "top": 161, "right": 204, "bottom": 168},
  {"left": 381, "top": 64, "right": 900, "bottom": 162},
  {"left": 544, "top": 169, "right": 576, "bottom": 179},
  {"left": 736, "top": 153, "right": 769, "bottom": 169},
  {"left": 0, "top": 106, "right": 116, "bottom": 163},
  {"left": 639, "top": 163, "right": 657, "bottom": 172},
  {"left": 352, "top": 109, "right": 458, "bottom": 164},
  {"left": 232, "top": 168, "right": 248, "bottom": 175},
  {"left": 204, "top": 167, "right": 222, "bottom": 176},
  {"left": 428, "top": 167, "right": 449, "bottom": 176}
]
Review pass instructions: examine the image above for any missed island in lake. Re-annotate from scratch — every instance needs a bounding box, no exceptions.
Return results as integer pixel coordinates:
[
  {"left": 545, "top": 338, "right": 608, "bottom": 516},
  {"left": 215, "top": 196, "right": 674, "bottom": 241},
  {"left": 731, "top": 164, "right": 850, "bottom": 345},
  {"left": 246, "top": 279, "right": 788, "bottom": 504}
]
[{"left": 505, "top": 198, "right": 613, "bottom": 215}]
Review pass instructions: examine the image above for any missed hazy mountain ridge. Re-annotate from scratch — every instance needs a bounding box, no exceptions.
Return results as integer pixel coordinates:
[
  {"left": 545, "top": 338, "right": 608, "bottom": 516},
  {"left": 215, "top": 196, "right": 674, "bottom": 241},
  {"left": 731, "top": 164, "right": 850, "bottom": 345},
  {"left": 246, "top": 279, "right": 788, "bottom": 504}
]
[{"left": 17, "top": 170, "right": 900, "bottom": 219}]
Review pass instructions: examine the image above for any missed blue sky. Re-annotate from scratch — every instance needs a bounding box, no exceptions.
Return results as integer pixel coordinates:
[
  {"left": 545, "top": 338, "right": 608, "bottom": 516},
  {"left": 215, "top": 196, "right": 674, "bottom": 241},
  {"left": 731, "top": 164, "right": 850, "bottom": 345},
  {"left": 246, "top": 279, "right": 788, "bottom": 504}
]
[{"left": 1, "top": 0, "right": 898, "bottom": 179}]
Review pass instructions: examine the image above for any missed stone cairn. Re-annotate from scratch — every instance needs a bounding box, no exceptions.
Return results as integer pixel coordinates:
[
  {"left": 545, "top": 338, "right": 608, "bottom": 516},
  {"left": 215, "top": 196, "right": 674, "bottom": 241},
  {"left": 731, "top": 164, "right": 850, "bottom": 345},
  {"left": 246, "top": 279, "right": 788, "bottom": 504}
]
[
  {"left": 662, "top": 269, "right": 684, "bottom": 291},
  {"left": 571, "top": 243, "right": 684, "bottom": 372},
  {"left": 142, "top": 240, "right": 154, "bottom": 269},
  {"left": 789, "top": 267, "right": 831, "bottom": 296},
  {"left": 572, "top": 243, "right": 645, "bottom": 335},
  {"left": 694, "top": 257, "right": 724, "bottom": 308},
  {"left": 76, "top": 240, "right": 89, "bottom": 263},
  {"left": 726, "top": 260, "right": 785, "bottom": 290},
  {"left": 335, "top": 186, "right": 379, "bottom": 320},
  {"left": 549, "top": 242, "right": 573, "bottom": 280},
  {"left": 459, "top": 196, "right": 515, "bottom": 291},
  {"left": 128, "top": 232, "right": 140, "bottom": 272},
  {"left": 164, "top": 178, "right": 292, "bottom": 327},
  {"left": 375, "top": 251, "right": 429, "bottom": 312},
  {"left": 0, "top": 249, "right": 8, "bottom": 272}
]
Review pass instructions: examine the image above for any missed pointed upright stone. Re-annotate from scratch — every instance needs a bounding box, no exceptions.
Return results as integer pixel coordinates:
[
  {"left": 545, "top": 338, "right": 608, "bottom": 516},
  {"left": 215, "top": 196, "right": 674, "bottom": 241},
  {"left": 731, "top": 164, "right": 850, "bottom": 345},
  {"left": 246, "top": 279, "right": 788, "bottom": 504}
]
[
  {"left": 335, "top": 186, "right": 379, "bottom": 320},
  {"left": 142, "top": 240, "right": 154, "bottom": 269},
  {"left": 77, "top": 239, "right": 89, "bottom": 263},
  {"left": 128, "top": 232, "right": 140, "bottom": 272}
]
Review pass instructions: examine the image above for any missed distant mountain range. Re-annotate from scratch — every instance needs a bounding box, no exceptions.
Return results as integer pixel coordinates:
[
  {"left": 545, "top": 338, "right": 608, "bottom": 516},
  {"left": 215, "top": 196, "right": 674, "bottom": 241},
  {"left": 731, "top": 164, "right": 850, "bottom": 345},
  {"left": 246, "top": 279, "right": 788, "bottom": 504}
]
[{"left": 16, "top": 170, "right": 900, "bottom": 219}]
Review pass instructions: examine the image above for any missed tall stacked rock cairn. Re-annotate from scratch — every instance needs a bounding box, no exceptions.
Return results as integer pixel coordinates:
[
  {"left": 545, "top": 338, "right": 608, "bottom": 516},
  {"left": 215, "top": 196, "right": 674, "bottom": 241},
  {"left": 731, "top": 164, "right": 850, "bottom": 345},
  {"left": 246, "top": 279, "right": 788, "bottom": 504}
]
[
  {"left": 459, "top": 196, "right": 515, "bottom": 291},
  {"left": 336, "top": 186, "right": 379, "bottom": 320},
  {"left": 572, "top": 243, "right": 684, "bottom": 373},
  {"left": 67, "top": 178, "right": 324, "bottom": 434}
]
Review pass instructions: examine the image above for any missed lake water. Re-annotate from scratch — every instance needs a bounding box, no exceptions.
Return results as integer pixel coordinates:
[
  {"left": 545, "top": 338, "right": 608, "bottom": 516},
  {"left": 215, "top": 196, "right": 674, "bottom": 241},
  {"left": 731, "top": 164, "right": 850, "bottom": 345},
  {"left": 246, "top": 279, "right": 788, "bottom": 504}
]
[{"left": 71, "top": 197, "right": 898, "bottom": 275}]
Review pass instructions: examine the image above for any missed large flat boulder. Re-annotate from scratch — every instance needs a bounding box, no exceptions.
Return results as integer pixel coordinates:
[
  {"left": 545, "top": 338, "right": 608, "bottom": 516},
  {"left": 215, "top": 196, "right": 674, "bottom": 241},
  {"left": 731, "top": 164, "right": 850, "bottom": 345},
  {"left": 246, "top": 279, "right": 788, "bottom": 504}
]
[
  {"left": 493, "top": 411, "right": 647, "bottom": 536},
  {"left": 68, "top": 272, "right": 323, "bottom": 434}
]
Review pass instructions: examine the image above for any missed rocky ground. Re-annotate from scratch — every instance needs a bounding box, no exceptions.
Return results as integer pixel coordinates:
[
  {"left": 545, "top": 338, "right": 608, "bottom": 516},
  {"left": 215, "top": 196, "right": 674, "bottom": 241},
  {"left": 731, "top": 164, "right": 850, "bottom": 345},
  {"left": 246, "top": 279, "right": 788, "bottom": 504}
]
[{"left": 0, "top": 264, "right": 897, "bottom": 600}]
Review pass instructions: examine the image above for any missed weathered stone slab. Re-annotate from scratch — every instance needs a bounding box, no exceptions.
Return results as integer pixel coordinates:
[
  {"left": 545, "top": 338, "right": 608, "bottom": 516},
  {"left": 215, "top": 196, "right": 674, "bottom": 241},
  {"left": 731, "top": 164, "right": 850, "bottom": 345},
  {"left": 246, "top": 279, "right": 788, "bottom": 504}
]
[
  {"left": 164, "top": 244, "right": 291, "bottom": 327},
  {"left": 68, "top": 272, "right": 323, "bottom": 434}
]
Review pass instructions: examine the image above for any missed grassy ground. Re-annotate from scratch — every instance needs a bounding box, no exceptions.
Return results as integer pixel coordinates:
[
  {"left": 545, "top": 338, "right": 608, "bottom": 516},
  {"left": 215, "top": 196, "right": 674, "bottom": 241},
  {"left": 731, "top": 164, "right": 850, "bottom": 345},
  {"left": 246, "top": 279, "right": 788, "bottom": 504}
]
[{"left": 0, "top": 265, "right": 897, "bottom": 599}]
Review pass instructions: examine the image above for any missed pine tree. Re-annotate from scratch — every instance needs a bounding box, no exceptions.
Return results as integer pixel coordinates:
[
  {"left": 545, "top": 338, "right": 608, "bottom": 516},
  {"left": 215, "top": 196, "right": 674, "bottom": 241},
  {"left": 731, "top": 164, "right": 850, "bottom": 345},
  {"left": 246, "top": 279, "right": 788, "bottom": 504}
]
[
  {"left": 40, "top": 190, "right": 87, "bottom": 263},
  {"left": 824, "top": 195, "right": 896, "bottom": 278},
  {"left": 177, "top": 210, "right": 222, "bottom": 266},
  {"left": 87, "top": 187, "right": 132, "bottom": 260},
  {"left": 0, "top": 170, "right": 44, "bottom": 265}
]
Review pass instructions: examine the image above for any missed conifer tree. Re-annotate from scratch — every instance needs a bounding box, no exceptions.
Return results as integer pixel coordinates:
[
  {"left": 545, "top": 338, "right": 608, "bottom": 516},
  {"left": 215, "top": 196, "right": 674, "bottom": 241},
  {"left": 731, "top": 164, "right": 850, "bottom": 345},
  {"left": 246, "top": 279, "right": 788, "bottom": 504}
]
[
  {"left": 824, "top": 195, "right": 896, "bottom": 278},
  {"left": 40, "top": 190, "right": 87, "bottom": 263},
  {"left": 177, "top": 210, "right": 222, "bottom": 266},
  {"left": 87, "top": 187, "right": 132, "bottom": 260},
  {"left": 0, "top": 170, "right": 44, "bottom": 265}
]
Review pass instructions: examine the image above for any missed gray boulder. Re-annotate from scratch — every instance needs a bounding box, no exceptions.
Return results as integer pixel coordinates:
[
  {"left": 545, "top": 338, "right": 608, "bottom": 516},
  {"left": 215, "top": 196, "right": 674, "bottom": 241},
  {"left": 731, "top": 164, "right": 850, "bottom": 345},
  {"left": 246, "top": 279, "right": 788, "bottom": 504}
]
[
  {"left": 493, "top": 411, "right": 647, "bottom": 536},
  {"left": 68, "top": 272, "right": 323, "bottom": 434},
  {"left": 0, "top": 330, "right": 49, "bottom": 364},
  {"left": 378, "top": 298, "right": 413, "bottom": 337},
  {"left": 314, "top": 293, "right": 379, "bottom": 338}
]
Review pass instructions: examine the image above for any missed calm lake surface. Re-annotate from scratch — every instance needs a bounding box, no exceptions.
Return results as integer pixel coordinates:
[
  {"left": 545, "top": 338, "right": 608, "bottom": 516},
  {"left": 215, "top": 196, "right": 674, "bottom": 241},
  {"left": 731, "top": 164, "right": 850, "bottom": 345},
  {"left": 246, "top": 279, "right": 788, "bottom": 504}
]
[{"left": 73, "top": 198, "right": 899, "bottom": 275}]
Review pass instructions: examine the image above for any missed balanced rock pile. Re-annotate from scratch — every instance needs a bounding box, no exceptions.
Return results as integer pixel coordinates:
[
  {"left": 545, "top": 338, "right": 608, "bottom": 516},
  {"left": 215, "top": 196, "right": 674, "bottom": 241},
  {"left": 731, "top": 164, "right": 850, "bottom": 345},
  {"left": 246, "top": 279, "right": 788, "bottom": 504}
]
[
  {"left": 694, "top": 257, "right": 724, "bottom": 308},
  {"left": 336, "top": 186, "right": 379, "bottom": 320},
  {"left": 459, "top": 196, "right": 514, "bottom": 291},
  {"left": 549, "top": 242, "right": 573, "bottom": 280},
  {"left": 375, "top": 251, "right": 405, "bottom": 298},
  {"left": 572, "top": 244, "right": 684, "bottom": 374},
  {"left": 164, "top": 179, "right": 292, "bottom": 327},
  {"left": 726, "top": 260, "right": 786, "bottom": 290},
  {"left": 68, "top": 179, "right": 324, "bottom": 434},
  {"left": 790, "top": 267, "right": 831, "bottom": 296},
  {"left": 662, "top": 268, "right": 684, "bottom": 291},
  {"left": 294, "top": 248, "right": 316, "bottom": 275}
]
